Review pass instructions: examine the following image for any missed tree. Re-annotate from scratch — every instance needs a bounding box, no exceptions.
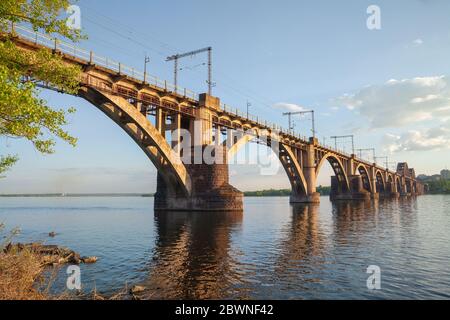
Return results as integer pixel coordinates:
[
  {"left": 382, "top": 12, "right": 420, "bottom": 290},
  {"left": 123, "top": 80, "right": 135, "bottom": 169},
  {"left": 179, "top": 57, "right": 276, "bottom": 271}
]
[{"left": 0, "top": 0, "right": 84, "bottom": 175}]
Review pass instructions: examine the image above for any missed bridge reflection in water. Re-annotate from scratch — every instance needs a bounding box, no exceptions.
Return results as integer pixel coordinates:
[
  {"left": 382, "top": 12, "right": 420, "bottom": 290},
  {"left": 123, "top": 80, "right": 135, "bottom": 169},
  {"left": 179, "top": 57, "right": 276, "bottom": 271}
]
[
  {"left": 142, "top": 210, "right": 245, "bottom": 299},
  {"left": 137, "top": 198, "right": 420, "bottom": 300}
]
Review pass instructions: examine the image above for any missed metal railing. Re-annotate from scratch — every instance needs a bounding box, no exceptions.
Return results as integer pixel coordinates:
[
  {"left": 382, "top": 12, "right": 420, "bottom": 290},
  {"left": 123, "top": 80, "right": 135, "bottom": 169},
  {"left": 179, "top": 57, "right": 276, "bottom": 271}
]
[{"left": 7, "top": 23, "right": 198, "bottom": 100}]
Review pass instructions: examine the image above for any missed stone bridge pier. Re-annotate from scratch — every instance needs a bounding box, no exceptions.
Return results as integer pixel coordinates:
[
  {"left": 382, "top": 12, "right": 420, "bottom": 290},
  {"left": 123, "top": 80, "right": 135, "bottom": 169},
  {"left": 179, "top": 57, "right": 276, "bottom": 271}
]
[
  {"left": 154, "top": 144, "right": 243, "bottom": 211},
  {"left": 330, "top": 175, "right": 371, "bottom": 201},
  {"left": 384, "top": 179, "right": 400, "bottom": 199},
  {"left": 154, "top": 94, "right": 243, "bottom": 211}
]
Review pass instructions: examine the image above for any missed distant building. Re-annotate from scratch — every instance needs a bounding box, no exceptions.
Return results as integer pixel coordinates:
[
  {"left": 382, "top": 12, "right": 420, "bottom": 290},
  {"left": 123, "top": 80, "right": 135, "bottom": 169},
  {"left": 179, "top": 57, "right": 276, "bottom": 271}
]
[
  {"left": 441, "top": 169, "right": 450, "bottom": 180},
  {"left": 417, "top": 174, "right": 429, "bottom": 182}
]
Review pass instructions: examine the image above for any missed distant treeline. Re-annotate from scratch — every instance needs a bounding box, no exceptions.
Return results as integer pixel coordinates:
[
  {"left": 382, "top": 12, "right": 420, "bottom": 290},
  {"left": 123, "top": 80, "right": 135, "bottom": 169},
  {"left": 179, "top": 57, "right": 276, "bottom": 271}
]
[
  {"left": 425, "top": 180, "right": 450, "bottom": 194},
  {"left": 244, "top": 186, "right": 331, "bottom": 197}
]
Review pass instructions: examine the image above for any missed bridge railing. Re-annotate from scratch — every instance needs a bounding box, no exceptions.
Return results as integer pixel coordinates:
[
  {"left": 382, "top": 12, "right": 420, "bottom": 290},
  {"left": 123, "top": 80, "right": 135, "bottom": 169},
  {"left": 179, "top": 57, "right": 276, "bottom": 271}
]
[{"left": 7, "top": 23, "right": 198, "bottom": 100}]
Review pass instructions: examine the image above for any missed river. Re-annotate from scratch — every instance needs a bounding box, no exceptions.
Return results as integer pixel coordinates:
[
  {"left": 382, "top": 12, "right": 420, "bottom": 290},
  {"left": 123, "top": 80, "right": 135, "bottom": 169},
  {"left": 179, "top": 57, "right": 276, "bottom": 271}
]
[{"left": 0, "top": 195, "right": 449, "bottom": 299}]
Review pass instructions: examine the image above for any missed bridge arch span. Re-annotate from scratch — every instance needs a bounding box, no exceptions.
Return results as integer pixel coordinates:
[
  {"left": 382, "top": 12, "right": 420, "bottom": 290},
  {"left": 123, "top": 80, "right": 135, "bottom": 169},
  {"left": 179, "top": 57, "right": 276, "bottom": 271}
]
[
  {"left": 355, "top": 164, "right": 372, "bottom": 193},
  {"left": 80, "top": 87, "right": 192, "bottom": 197},
  {"left": 387, "top": 173, "right": 394, "bottom": 184},
  {"left": 315, "top": 153, "right": 350, "bottom": 193},
  {"left": 396, "top": 176, "right": 402, "bottom": 193},
  {"left": 226, "top": 133, "right": 308, "bottom": 198},
  {"left": 375, "top": 170, "right": 386, "bottom": 193}
]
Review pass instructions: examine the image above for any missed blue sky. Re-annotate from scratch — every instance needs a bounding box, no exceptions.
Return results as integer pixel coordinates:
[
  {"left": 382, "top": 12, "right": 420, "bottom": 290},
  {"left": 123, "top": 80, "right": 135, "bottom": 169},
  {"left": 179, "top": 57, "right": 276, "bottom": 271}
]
[{"left": 2, "top": 0, "right": 450, "bottom": 193}]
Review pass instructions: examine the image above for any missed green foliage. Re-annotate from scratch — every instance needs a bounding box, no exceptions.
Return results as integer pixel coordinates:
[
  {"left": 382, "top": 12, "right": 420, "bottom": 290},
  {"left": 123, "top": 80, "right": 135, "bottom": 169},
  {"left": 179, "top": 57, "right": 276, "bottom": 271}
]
[
  {"left": 426, "top": 179, "right": 450, "bottom": 194},
  {"left": 0, "top": 0, "right": 83, "bottom": 41},
  {"left": 244, "top": 189, "right": 292, "bottom": 197},
  {"left": 0, "top": 155, "right": 18, "bottom": 177},
  {"left": 0, "top": 0, "right": 84, "bottom": 175},
  {"left": 244, "top": 186, "right": 331, "bottom": 197},
  {"left": 316, "top": 185, "right": 331, "bottom": 195}
]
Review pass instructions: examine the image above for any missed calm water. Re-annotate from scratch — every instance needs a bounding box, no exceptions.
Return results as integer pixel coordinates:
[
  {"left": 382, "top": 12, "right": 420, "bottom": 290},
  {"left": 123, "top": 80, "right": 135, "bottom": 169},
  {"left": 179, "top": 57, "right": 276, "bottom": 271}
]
[{"left": 1, "top": 195, "right": 449, "bottom": 299}]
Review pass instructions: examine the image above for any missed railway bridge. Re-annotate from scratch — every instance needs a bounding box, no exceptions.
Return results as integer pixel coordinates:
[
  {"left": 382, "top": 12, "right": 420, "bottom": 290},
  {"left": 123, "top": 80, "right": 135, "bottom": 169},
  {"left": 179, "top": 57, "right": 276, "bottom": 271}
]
[{"left": 2, "top": 25, "right": 424, "bottom": 211}]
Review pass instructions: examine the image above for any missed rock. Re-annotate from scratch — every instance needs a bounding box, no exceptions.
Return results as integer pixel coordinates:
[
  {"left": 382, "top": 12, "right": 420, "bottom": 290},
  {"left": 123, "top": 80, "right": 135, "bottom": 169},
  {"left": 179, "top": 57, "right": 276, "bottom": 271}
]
[
  {"left": 81, "top": 256, "right": 98, "bottom": 264},
  {"left": 67, "top": 252, "right": 82, "bottom": 264},
  {"left": 130, "top": 285, "right": 145, "bottom": 294},
  {"left": 5, "top": 242, "right": 97, "bottom": 266}
]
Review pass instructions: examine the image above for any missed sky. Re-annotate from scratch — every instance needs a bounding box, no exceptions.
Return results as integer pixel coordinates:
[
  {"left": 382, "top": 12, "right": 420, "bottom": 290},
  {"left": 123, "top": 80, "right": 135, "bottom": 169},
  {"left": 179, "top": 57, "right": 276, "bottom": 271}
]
[{"left": 2, "top": 0, "right": 450, "bottom": 193}]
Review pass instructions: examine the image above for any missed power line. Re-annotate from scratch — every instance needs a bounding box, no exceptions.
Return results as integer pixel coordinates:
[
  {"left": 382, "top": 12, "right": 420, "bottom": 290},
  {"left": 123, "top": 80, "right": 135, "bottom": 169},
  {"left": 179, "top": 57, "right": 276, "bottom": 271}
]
[
  {"left": 166, "top": 47, "right": 213, "bottom": 94},
  {"left": 283, "top": 110, "right": 316, "bottom": 138},
  {"left": 330, "top": 135, "right": 354, "bottom": 154},
  {"left": 79, "top": 5, "right": 334, "bottom": 141},
  {"left": 81, "top": 4, "right": 179, "bottom": 53},
  {"left": 83, "top": 16, "right": 168, "bottom": 57},
  {"left": 356, "top": 148, "right": 376, "bottom": 162},
  {"left": 82, "top": 7, "right": 282, "bottom": 115}
]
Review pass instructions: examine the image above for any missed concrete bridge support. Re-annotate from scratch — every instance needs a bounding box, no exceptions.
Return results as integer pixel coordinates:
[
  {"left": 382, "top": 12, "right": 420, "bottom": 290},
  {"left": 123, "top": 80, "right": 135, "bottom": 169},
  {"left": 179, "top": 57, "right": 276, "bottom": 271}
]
[
  {"left": 384, "top": 181, "right": 400, "bottom": 199},
  {"left": 154, "top": 145, "right": 243, "bottom": 211},
  {"left": 290, "top": 140, "right": 320, "bottom": 203},
  {"left": 399, "top": 177, "right": 410, "bottom": 197},
  {"left": 155, "top": 94, "right": 243, "bottom": 211},
  {"left": 369, "top": 166, "right": 379, "bottom": 200},
  {"left": 330, "top": 175, "right": 371, "bottom": 201}
]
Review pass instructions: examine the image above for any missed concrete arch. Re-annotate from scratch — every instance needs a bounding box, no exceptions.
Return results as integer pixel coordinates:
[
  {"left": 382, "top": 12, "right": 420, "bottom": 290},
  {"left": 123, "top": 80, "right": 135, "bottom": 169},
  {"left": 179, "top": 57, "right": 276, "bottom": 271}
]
[
  {"left": 396, "top": 176, "right": 402, "bottom": 193},
  {"left": 387, "top": 174, "right": 394, "bottom": 184},
  {"left": 226, "top": 133, "right": 308, "bottom": 197},
  {"left": 140, "top": 92, "right": 161, "bottom": 104},
  {"left": 231, "top": 119, "right": 242, "bottom": 126},
  {"left": 375, "top": 170, "right": 385, "bottom": 193},
  {"left": 161, "top": 98, "right": 179, "bottom": 109},
  {"left": 355, "top": 164, "right": 372, "bottom": 192},
  {"left": 218, "top": 115, "right": 232, "bottom": 122},
  {"left": 80, "top": 87, "right": 191, "bottom": 197},
  {"left": 227, "top": 133, "right": 254, "bottom": 158},
  {"left": 315, "top": 153, "right": 350, "bottom": 192}
]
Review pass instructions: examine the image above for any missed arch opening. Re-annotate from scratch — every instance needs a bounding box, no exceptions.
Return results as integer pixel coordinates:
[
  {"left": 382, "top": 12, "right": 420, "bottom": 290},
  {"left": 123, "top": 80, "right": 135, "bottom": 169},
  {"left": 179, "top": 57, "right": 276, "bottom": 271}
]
[
  {"left": 396, "top": 177, "right": 402, "bottom": 193},
  {"left": 80, "top": 87, "right": 191, "bottom": 197},
  {"left": 316, "top": 154, "right": 350, "bottom": 194},
  {"left": 356, "top": 165, "right": 372, "bottom": 193},
  {"left": 375, "top": 171, "right": 385, "bottom": 193},
  {"left": 386, "top": 175, "right": 393, "bottom": 193},
  {"left": 227, "top": 133, "right": 307, "bottom": 197}
]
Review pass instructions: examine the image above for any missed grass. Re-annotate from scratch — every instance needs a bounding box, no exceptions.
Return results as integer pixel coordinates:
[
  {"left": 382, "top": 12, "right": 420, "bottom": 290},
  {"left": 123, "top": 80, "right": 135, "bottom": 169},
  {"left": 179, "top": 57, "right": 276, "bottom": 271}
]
[
  {"left": 0, "top": 246, "right": 48, "bottom": 300},
  {"left": 0, "top": 223, "right": 63, "bottom": 300},
  {"left": 0, "top": 223, "right": 134, "bottom": 300}
]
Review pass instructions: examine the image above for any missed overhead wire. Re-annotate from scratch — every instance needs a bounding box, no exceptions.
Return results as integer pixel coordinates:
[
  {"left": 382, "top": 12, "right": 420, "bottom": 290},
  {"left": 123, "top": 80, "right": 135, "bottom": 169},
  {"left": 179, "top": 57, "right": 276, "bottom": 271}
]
[{"left": 80, "top": 5, "right": 285, "bottom": 116}]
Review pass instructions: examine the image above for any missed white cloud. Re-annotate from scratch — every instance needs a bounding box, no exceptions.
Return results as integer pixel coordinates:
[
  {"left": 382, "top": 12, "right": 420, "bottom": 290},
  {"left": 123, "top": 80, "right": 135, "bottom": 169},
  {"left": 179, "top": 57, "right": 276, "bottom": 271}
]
[
  {"left": 334, "top": 76, "right": 450, "bottom": 128},
  {"left": 383, "top": 124, "right": 450, "bottom": 152},
  {"left": 412, "top": 38, "right": 423, "bottom": 46},
  {"left": 273, "top": 102, "right": 306, "bottom": 112}
]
